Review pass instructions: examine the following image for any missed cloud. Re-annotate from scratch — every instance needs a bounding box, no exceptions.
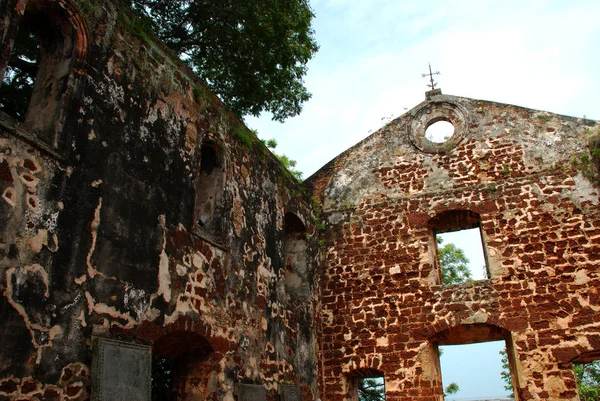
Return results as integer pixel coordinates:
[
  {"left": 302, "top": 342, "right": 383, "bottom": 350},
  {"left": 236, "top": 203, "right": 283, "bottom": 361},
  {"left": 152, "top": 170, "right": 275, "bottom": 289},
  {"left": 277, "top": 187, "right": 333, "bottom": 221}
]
[{"left": 247, "top": 1, "right": 600, "bottom": 178}]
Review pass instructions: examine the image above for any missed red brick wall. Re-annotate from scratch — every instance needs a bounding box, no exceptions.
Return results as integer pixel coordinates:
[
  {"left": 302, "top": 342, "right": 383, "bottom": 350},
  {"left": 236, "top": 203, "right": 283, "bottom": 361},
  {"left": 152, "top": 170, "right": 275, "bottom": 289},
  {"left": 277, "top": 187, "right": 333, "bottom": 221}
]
[{"left": 309, "top": 93, "right": 600, "bottom": 401}]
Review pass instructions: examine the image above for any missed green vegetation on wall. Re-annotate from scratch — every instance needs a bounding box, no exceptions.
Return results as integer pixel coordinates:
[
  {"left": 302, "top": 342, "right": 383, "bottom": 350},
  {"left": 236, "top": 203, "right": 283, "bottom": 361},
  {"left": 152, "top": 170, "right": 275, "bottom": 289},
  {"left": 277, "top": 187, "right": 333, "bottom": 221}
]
[{"left": 571, "top": 126, "right": 600, "bottom": 182}]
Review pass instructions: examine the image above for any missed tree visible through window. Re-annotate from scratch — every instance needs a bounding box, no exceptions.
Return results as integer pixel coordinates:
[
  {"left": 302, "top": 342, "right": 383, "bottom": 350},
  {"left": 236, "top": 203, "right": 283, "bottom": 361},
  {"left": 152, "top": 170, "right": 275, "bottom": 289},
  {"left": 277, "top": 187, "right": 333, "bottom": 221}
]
[
  {"left": 429, "top": 210, "right": 490, "bottom": 285},
  {"left": 499, "top": 348, "right": 515, "bottom": 399},
  {"left": 574, "top": 360, "right": 600, "bottom": 401},
  {"left": 439, "top": 340, "right": 512, "bottom": 400},
  {"left": 0, "top": 14, "right": 40, "bottom": 120},
  {"left": 0, "top": 0, "right": 86, "bottom": 147},
  {"left": 358, "top": 376, "right": 385, "bottom": 401},
  {"left": 436, "top": 228, "right": 488, "bottom": 284},
  {"left": 437, "top": 236, "right": 472, "bottom": 284}
]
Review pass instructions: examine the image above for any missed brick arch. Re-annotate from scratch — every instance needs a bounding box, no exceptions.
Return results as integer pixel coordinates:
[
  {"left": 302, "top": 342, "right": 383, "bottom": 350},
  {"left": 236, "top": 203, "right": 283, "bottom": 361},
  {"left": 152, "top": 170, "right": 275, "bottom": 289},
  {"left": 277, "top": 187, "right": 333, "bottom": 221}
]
[
  {"left": 114, "top": 317, "right": 233, "bottom": 401},
  {"left": 416, "top": 320, "right": 510, "bottom": 344},
  {"left": 114, "top": 315, "right": 235, "bottom": 354},
  {"left": 8, "top": 0, "right": 90, "bottom": 61},
  {"left": 423, "top": 322, "right": 522, "bottom": 400},
  {"left": 347, "top": 367, "right": 385, "bottom": 378},
  {"left": 4, "top": 0, "right": 90, "bottom": 147},
  {"left": 427, "top": 209, "right": 482, "bottom": 233},
  {"left": 285, "top": 211, "right": 307, "bottom": 234},
  {"left": 429, "top": 200, "right": 499, "bottom": 218},
  {"left": 567, "top": 348, "right": 600, "bottom": 364},
  {"left": 152, "top": 331, "right": 218, "bottom": 401},
  {"left": 30, "top": 0, "right": 90, "bottom": 62},
  {"left": 152, "top": 330, "right": 214, "bottom": 360}
]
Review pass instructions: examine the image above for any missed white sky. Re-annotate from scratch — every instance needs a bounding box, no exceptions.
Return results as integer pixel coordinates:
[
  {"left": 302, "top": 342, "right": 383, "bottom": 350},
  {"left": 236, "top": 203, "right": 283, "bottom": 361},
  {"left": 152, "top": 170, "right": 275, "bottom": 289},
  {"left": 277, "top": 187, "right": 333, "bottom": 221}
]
[
  {"left": 441, "top": 341, "right": 509, "bottom": 400},
  {"left": 246, "top": 1, "right": 599, "bottom": 398},
  {"left": 247, "top": 0, "right": 600, "bottom": 179}
]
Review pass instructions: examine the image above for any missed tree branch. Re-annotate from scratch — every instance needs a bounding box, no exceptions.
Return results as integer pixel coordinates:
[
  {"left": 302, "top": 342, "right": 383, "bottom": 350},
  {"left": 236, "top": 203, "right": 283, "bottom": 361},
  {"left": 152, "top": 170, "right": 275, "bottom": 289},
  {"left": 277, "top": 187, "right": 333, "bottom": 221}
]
[{"left": 8, "top": 56, "right": 38, "bottom": 77}]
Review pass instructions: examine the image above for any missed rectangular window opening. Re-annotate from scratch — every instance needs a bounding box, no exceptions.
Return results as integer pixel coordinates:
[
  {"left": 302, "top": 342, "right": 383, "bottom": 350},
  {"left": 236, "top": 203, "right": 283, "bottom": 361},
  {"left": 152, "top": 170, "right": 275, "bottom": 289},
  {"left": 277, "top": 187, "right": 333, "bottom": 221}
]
[
  {"left": 573, "top": 360, "right": 600, "bottom": 401},
  {"left": 438, "top": 340, "right": 515, "bottom": 400},
  {"left": 357, "top": 376, "right": 386, "bottom": 401},
  {"left": 436, "top": 226, "right": 489, "bottom": 284}
]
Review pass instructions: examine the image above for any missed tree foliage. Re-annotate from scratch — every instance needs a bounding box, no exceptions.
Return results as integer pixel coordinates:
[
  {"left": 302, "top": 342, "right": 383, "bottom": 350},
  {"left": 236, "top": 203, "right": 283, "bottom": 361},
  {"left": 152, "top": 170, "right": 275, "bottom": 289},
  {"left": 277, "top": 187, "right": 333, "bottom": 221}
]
[
  {"left": 437, "top": 347, "right": 460, "bottom": 399},
  {"left": 0, "top": 19, "right": 39, "bottom": 120},
  {"left": 499, "top": 348, "right": 515, "bottom": 398},
  {"left": 443, "top": 382, "right": 459, "bottom": 397},
  {"left": 358, "top": 378, "right": 385, "bottom": 401},
  {"left": 275, "top": 153, "right": 303, "bottom": 181},
  {"left": 151, "top": 355, "right": 174, "bottom": 400},
  {"left": 130, "top": 0, "right": 318, "bottom": 121},
  {"left": 574, "top": 361, "right": 600, "bottom": 401},
  {"left": 437, "top": 237, "right": 472, "bottom": 284},
  {"left": 263, "top": 137, "right": 303, "bottom": 180}
]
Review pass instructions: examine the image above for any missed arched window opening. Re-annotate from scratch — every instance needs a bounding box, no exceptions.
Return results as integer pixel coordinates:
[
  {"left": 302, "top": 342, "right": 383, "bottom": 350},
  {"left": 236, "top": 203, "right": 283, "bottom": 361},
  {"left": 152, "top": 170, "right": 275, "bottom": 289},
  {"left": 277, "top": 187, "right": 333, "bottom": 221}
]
[
  {"left": 284, "top": 212, "right": 308, "bottom": 298},
  {"left": 194, "top": 141, "right": 224, "bottom": 236},
  {"left": 0, "top": 0, "right": 86, "bottom": 147},
  {"left": 428, "top": 210, "right": 490, "bottom": 284},
  {"left": 152, "top": 331, "right": 215, "bottom": 401},
  {"left": 0, "top": 18, "right": 39, "bottom": 121},
  {"left": 432, "top": 324, "right": 519, "bottom": 400}
]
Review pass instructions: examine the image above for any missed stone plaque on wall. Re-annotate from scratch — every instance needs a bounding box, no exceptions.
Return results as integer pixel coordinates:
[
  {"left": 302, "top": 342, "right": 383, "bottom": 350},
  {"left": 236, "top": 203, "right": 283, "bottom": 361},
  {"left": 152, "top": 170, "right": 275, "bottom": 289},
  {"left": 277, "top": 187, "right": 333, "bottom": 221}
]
[
  {"left": 235, "top": 383, "right": 267, "bottom": 401},
  {"left": 280, "top": 384, "right": 302, "bottom": 401},
  {"left": 91, "top": 337, "right": 151, "bottom": 401}
]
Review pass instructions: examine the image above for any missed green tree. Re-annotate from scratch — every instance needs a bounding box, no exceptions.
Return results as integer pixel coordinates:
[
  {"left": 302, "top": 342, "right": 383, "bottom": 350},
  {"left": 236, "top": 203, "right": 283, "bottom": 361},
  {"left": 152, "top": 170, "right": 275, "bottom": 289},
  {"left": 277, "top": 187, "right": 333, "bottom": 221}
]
[
  {"left": 499, "top": 348, "right": 515, "bottom": 398},
  {"left": 275, "top": 153, "right": 303, "bottom": 181},
  {"left": 262, "top": 137, "right": 303, "bottom": 181},
  {"left": 437, "top": 237, "right": 472, "bottom": 284},
  {"left": 130, "top": 0, "right": 318, "bottom": 122},
  {"left": 356, "top": 377, "right": 458, "bottom": 400},
  {"left": 574, "top": 361, "right": 600, "bottom": 401},
  {"left": 0, "top": 19, "right": 39, "bottom": 120},
  {"left": 444, "top": 382, "right": 459, "bottom": 397},
  {"left": 358, "top": 377, "right": 385, "bottom": 401},
  {"left": 151, "top": 355, "right": 174, "bottom": 400}
]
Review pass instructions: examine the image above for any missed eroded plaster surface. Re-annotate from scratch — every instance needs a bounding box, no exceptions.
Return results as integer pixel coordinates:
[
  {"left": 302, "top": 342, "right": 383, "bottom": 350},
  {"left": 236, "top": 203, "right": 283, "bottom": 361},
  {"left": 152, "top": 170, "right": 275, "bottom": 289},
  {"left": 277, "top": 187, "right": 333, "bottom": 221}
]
[
  {"left": 0, "top": 0, "right": 320, "bottom": 399},
  {"left": 307, "top": 92, "right": 600, "bottom": 401},
  {"left": 1, "top": 1, "right": 600, "bottom": 401}
]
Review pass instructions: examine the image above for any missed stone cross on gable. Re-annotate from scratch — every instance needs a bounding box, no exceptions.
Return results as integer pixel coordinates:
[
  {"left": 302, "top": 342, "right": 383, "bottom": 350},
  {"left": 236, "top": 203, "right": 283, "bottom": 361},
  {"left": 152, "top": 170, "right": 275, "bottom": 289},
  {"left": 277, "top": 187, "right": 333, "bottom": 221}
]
[{"left": 422, "top": 63, "right": 441, "bottom": 90}]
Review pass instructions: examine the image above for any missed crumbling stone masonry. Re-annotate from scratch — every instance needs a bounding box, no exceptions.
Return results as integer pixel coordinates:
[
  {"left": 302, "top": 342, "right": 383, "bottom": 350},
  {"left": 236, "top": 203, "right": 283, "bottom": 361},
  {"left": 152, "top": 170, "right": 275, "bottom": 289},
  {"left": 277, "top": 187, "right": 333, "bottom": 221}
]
[
  {"left": 0, "top": 0, "right": 320, "bottom": 400},
  {"left": 306, "top": 90, "right": 600, "bottom": 401},
  {"left": 1, "top": 1, "right": 600, "bottom": 401}
]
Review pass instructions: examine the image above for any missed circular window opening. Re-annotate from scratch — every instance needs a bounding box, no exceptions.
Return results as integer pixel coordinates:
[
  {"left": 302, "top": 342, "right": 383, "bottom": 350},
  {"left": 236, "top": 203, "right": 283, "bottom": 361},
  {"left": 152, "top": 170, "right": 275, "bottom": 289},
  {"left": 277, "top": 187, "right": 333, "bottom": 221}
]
[{"left": 425, "top": 120, "right": 455, "bottom": 143}]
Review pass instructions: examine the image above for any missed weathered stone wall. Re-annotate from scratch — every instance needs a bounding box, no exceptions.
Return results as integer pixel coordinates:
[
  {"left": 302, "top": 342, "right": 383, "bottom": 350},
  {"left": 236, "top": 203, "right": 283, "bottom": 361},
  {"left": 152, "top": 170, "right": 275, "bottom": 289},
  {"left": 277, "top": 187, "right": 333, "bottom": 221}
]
[
  {"left": 3, "top": 1, "right": 600, "bottom": 400},
  {"left": 0, "top": 1, "right": 320, "bottom": 400},
  {"left": 307, "top": 91, "right": 600, "bottom": 401}
]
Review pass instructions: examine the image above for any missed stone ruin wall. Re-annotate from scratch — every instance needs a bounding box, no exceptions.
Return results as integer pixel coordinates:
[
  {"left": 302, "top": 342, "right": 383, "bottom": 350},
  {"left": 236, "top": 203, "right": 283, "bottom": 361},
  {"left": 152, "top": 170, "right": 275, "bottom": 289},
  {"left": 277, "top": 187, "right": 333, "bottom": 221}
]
[
  {"left": 307, "top": 92, "right": 600, "bottom": 401},
  {"left": 2, "top": 1, "right": 600, "bottom": 401},
  {"left": 0, "top": 0, "right": 321, "bottom": 400}
]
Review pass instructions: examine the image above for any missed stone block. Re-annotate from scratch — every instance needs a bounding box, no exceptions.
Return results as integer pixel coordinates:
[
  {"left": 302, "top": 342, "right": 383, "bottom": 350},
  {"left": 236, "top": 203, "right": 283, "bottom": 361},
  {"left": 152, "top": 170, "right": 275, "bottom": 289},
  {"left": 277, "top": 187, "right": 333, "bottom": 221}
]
[
  {"left": 280, "top": 384, "right": 302, "bottom": 401},
  {"left": 235, "top": 383, "right": 267, "bottom": 401},
  {"left": 91, "top": 337, "right": 151, "bottom": 401}
]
